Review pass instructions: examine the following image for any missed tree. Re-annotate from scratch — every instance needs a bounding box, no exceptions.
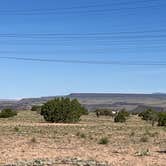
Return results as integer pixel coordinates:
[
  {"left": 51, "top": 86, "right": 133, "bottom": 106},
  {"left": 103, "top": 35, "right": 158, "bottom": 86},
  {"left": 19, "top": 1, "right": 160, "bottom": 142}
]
[
  {"left": 158, "top": 112, "right": 166, "bottom": 126},
  {"left": 40, "top": 97, "right": 87, "bottom": 123},
  {"left": 139, "top": 109, "right": 158, "bottom": 126},
  {"left": 0, "top": 109, "right": 17, "bottom": 118}
]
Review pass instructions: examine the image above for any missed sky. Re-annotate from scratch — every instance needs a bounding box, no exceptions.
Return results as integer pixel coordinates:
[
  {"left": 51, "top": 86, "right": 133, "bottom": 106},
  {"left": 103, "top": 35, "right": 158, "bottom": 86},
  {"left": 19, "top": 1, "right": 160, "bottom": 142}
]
[{"left": 0, "top": 0, "right": 166, "bottom": 99}]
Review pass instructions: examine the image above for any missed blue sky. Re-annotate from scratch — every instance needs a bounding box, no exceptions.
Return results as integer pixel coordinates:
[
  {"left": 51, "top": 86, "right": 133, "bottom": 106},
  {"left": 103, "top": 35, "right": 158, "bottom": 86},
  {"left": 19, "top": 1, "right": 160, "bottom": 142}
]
[{"left": 0, "top": 0, "right": 166, "bottom": 99}]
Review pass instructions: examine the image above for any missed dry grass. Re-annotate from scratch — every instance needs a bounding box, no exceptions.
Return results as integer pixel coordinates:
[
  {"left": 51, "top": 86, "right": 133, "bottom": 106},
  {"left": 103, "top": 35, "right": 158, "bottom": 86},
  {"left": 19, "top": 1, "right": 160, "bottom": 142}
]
[{"left": 0, "top": 111, "right": 166, "bottom": 166}]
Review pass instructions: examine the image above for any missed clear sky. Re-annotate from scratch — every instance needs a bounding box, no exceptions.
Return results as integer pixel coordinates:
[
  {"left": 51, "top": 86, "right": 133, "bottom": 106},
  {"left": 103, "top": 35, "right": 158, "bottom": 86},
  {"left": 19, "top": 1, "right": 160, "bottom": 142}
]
[{"left": 0, "top": 0, "right": 166, "bottom": 99}]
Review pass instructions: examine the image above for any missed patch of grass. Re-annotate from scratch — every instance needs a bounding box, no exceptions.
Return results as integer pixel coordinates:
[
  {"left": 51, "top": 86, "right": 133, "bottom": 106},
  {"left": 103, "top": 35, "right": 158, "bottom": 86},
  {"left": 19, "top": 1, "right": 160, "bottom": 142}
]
[{"left": 98, "top": 137, "right": 109, "bottom": 145}]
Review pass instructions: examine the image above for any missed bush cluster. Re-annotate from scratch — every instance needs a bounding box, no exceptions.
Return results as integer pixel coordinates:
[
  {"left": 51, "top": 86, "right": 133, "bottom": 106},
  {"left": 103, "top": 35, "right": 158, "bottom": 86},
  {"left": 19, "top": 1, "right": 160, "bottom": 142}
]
[
  {"left": 139, "top": 109, "right": 166, "bottom": 126},
  {"left": 0, "top": 109, "right": 17, "bottom": 118},
  {"left": 41, "top": 97, "right": 88, "bottom": 123}
]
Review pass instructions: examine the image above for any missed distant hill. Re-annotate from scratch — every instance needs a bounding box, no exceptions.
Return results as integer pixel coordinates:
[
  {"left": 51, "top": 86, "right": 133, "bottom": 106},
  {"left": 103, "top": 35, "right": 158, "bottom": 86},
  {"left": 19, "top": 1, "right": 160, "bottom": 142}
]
[
  {"left": 0, "top": 93, "right": 166, "bottom": 111},
  {"left": 132, "top": 105, "right": 165, "bottom": 113}
]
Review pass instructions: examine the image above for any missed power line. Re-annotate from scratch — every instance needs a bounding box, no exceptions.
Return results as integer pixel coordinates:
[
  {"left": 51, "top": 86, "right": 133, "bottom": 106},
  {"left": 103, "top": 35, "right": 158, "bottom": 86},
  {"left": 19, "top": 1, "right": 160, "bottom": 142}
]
[
  {"left": 0, "top": 0, "right": 164, "bottom": 15},
  {"left": 0, "top": 0, "right": 157, "bottom": 12},
  {"left": 0, "top": 56, "right": 165, "bottom": 66},
  {"left": 1, "top": 29, "right": 166, "bottom": 36}
]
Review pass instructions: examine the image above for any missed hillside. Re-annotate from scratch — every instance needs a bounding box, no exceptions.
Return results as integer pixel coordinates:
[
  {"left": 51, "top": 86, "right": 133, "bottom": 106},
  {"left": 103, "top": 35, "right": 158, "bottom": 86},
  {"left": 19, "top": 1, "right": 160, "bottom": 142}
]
[{"left": 0, "top": 93, "right": 166, "bottom": 111}]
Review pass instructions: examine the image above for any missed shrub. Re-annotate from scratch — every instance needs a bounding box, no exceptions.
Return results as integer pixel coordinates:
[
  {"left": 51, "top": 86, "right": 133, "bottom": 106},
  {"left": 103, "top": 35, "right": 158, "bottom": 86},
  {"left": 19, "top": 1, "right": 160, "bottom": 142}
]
[
  {"left": 30, "top": 137, "right": 37, "bottom": 143},
  {"left": 80, "top": 133, "right": 86, "bottom": 139},
  {"left": 114, "top": 110, "right": 129, "bottom": 123},
  {"left": 130, "top": 131, "right": 135, "bottom": 137},
  {"left": 139, "top": 109, "right": 158, "bottom": 126},
  {"left": 0, "top": 109, "right": 17, "bottom": 118},
  {"left": 135, "top": 149, "right": 150, "bottom": 156},
  {"left": 95, "top": 109, "right": 114, "bottom": 116},
  {"left": 139, "top": 109, "right": 157, "bottom": 121},
  {"left": 41, "top": 97, "right": 87, "bottom": 123},
  {"left": 158, "top": 112, "right": 166, "bottom": 126},
  {"left": 14, "top": 126, "right": 19, "bottom": 132},
  {"left": 98, "top": 137, "right": 109, "bottom": 145},
  {"left": 140, "top": 136, "right": 149, "bottom": 142},
  {"left": 31, "top": 105, "right": 41, "bottom": 113},
  {"left": 76, "top": 132, "right": 86, "bottom": 138}
]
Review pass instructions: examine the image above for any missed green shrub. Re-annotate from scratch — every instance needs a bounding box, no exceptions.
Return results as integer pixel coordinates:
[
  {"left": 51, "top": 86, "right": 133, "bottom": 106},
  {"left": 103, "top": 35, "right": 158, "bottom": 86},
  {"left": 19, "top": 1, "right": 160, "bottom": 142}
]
[
  {"left": 139, "top": 109, "right": 157, "bottom": 121},
  {"left": 139, "top": 109, "right": 158, "bottom": 126},
  {"left": 0, "top": 109, "right": 17, "bottom": 118},
  {"left": 98, "top": 137, "right": 109, "bottom": 145},
  {"left": 41, "top": 97, "right": 87, "bottom": 123},
  {"left": 31, "top": 105, "right": 41, "bottom": 113},
  {"left": 114, "top": 110, "right": 129, "bottom": 123},
  {"left": 158, "top": 112, "right": 166, "bottom": 126}
]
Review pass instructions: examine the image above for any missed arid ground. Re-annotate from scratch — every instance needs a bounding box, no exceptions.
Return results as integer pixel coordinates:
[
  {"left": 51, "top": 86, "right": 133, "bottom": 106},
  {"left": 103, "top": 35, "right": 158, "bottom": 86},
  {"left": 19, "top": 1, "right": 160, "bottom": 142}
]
[{"left": 0, "top": 111, "right": 166, "bottom": 166}]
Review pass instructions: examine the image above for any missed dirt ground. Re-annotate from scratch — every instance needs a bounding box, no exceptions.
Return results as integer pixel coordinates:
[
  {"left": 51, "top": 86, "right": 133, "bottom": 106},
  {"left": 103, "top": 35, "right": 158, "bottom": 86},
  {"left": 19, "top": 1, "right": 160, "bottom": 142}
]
[{"left": 0, "top": 111, "right": 166, "bottom": 166}]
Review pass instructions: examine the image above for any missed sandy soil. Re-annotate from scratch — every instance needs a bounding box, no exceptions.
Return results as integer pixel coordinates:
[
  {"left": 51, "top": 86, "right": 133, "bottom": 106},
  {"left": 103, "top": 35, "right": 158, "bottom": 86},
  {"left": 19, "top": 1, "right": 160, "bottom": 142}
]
[{"left": 0, "top": 111, "right": 166, "bottom": 166}]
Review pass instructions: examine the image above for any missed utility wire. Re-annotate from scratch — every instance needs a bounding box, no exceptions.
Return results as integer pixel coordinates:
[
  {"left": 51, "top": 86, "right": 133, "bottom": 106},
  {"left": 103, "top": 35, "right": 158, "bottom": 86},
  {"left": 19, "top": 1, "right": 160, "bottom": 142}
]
[
  {"left": 1, "top": 29, "right": 166, "bottom": 37},
  {"left": 0, "top": 0, "right": 158, "bottom": 12},
  {"left": 0, "top": 1, "right": 164, "bottom": 15},
  {"left": 0, "top": 56, "right": 165, "bottom": 66}
]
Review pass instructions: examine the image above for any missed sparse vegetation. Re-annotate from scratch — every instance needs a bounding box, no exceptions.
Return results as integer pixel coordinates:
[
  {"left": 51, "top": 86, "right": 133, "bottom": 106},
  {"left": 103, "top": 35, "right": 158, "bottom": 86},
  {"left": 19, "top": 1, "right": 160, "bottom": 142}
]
[{"left": 0, "top": 110, "right": 165, "bottom": 165}]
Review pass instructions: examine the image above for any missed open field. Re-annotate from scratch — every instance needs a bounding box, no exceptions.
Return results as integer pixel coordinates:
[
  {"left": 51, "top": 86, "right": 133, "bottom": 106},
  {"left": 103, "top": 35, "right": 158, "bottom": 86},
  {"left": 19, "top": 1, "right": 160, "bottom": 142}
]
[{"left": 0, "top": 111, "right": 166, "bottom": 166}]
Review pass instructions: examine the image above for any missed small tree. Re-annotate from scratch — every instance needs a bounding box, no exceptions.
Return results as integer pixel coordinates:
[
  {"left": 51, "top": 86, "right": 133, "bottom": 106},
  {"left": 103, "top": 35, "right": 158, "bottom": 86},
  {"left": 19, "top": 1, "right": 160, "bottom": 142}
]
[
  {"left": 41, "top": 97, "right": 87, "bottom": 123},
  {"left": 0, "top": 109, "right": 17, "bottom": 118}
]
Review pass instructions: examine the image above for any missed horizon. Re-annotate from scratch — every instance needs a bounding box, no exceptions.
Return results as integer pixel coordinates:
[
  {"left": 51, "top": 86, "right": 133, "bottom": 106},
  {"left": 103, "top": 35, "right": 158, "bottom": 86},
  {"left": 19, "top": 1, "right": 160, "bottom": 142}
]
[{"left": 1, "top": 91, "right": 166, "bottom": 100}]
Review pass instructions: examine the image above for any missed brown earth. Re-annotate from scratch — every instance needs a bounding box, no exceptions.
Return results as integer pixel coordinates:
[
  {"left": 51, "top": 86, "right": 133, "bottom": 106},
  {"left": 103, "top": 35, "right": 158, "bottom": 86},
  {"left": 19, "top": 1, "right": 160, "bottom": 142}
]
[{"left": 0, "top": 111, "right": 166, "bottom": 166}]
